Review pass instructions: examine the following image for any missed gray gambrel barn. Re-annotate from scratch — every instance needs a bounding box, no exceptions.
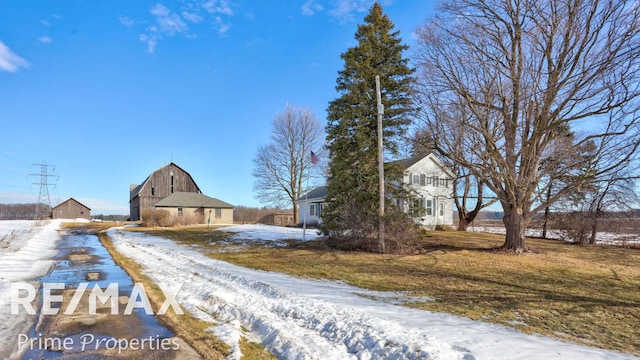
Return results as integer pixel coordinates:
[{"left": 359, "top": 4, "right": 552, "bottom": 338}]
[
  {"left": 129, "top": 162, "right": 202, "bottom": 221},
  {"left": 129, "top": 162, "right": 233, "bottom": 224}
]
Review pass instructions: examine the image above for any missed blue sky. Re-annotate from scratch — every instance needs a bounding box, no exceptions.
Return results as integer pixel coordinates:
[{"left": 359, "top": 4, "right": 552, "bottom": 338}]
[{"left": 0, "top": 0, "right": 435, "bottom": 215}]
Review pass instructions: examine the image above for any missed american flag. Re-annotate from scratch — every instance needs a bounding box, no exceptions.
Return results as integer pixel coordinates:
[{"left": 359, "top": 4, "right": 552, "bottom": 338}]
[{"left": 310, "top": 151, "right": 319, "bottom": 165}]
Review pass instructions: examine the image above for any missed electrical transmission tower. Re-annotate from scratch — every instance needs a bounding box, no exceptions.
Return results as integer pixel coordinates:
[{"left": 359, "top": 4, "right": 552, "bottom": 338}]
[{"left": 30, "top": 162, "right": 59, "bottom": 220}]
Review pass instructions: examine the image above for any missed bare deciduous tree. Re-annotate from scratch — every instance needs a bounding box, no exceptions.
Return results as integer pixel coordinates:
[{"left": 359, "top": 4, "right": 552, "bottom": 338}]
[
  {"left": 413, "top": 114, "right": 497, "bottom": 231},
  {"left": 253, "top": 104, "right": 324, "bottom": 224},
  {"left": 415, "top": 0, "right": 640, "bottom": 252}
]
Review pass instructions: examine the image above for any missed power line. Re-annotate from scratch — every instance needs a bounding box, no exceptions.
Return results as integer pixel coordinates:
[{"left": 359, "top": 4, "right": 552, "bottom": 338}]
[{"left": 29, "top": 162, "right": 59, "bottom": 220}]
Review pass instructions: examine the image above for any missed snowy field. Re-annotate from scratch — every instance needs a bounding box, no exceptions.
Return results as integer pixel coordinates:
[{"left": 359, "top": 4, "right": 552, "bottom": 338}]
[
  {"left": 470, "top": 225, "right": 640, "bottom": 246},
  {"left": 108, "top": 224, "right": 638, "bottom": 360},
  {"left": 0, "top": 220, "right": 62, "bottom": 359}
]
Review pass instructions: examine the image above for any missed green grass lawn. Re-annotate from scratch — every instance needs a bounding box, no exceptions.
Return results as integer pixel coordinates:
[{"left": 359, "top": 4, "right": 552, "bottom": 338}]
[{"left": 130, "top": 225, "right": 640, "bottom": 356}]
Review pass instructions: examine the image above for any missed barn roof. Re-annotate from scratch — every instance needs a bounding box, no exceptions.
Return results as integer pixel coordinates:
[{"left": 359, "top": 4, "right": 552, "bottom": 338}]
[
  {"left": 52, "top": 197, "right": 91, "bottom": 210},
  {"left": 130, "top": 162, "right": 202, "bottom": 199},
  {"left": 154, "top": 192, "right": 233, "bottom": 208}
]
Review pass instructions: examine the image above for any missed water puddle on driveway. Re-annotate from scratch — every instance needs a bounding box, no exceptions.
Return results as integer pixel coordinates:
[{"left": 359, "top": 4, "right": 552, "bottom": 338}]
[{"left": 19, "top": 228, "right": 199, "bottom": 359}]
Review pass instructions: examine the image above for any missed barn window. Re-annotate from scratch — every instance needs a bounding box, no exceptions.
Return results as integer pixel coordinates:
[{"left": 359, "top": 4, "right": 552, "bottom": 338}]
[
  {"left": 178, "top": 208, "right": 183, "bottom": 217},
  {"left": 171, "top": 176, "right": 174, "bottom": 193},
  {"left": 215, "top": 208, "right": 222, "bottom": 218},
  {"left": 151, "top": 186, "right": 155, "bottom": 196}
]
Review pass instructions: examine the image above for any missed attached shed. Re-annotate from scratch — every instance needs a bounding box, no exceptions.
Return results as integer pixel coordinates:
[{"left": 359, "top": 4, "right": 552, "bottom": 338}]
[
  {"left": 153, "top": 192, "right": 234, "bottom": 225},
  {"left": 130, "top": 162, "right": 202, "bottom": 221},
  {"left": 259, "top": 213, "right": 295, "bottom": 227},
  {"left": 51, "top": 198, "right": 91, "bottom": 220}
]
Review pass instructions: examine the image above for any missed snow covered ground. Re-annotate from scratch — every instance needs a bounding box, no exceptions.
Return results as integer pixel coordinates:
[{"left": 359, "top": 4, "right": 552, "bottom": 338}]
[
  {"left": 108, "top": 224, "right": 638, "bottom": 360},
  {"left": 0, "top": 220, "right": 62, "bottom": 358},
  {"left": 470, "top": 225, "right": 640, "bottom": 246}
]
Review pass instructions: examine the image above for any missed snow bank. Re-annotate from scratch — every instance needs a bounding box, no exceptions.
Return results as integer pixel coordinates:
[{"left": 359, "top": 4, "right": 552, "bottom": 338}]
[
  {"left": 0, "top": 220, "right": 62, "bottom": 358},
  {"left": 218, "top": 224, "right": 322, "bottom": 245},
  {"left": 108, "top": 227, "right": 638, "bottom": 360}
]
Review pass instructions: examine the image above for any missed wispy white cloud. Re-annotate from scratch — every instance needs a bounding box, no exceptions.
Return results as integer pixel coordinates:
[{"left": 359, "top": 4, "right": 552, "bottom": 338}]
[
  {"left": 182, "top": 9, "right": 203, "bottom": 23},
  {"left": 202, "top": 0, "right": 233, "bottom": 16},
  {"left": 302, "top": 0, "right": 324, "bottom": 16},
  {"left": 213, "top": 16, "right": 232, "bottom": 36},
  {"left": 129, "top": 1, "right": 236, "bottom": 53},
  {"left": 139, "top": 4, "right": 189, "bottom": 53},
  {"left": 0, "top": 41, "right": 28, "bottom": 73},
  {"left": 118, "top": 15, "right": 135, "bottom": 27},
  {"left": 150, "top": 4, "right": 189, "bottom": 36},
  {"left": 38, "top": 36, "right": 53, "bottom": 43},
  {"left": 328, "top": 0, "right": 377, "bottom": 23}
]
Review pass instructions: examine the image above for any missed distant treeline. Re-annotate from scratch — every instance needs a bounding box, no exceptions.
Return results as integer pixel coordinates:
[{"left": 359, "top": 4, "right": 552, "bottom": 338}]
[
  {"left": 92, "top": 214, "right": 129, "bottom": 222},
  {"left": 0, "top": 203, "right": 49, "bottom": 220}
]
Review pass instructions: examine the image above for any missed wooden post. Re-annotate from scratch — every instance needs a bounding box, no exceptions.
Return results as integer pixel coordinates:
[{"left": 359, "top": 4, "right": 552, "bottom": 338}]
[{"left": 376, "top": 75, "right": 385, "bottom": 253}]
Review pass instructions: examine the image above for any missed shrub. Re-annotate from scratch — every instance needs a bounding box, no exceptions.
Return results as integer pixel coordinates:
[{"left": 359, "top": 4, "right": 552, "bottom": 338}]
[
  {"left": 435, "top": 224, "right": 454, "bottom": 231},
  {"left": 140, "top": 209, "right": 171, "bottom": 227}
]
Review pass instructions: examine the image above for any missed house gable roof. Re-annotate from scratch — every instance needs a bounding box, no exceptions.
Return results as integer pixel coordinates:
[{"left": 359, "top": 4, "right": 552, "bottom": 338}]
[
  {"left": 52, "top": 197, "right": 91, "bottom": 211},
  {"left": 153, "top": 192, "right": 233, "bottom": 208},
  {"left": 392, "top": 153, "right": 455, "bottom": 179},
  {"left": 297, "top": 186, "right": 328, "bottom": 201}
]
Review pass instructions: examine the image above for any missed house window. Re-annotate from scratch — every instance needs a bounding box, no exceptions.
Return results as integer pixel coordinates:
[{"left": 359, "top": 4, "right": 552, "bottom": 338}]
[
  {"left": 439, "top": 202, "right": 444, "bottom": 216},
  {"left": 412, "top": 198, "right": 425, "bottom": 217},
  {"left": 426, "top": 199, "right": 433, "bottom": 216},
  {"left": 318, "top": 203, "right": 323, "bottom": 217},
  {"left": 427, "top": 177, "right": 432, "bottom": 185},
  {"left": 420, "top": 174, "right": 426, "bottom": 186},
  {"left": 215, "top": 208, "right": 222, "bottom": 219},
  {"left": 178, "top": 208, "right": 183, "bottom": 217},
  {"left": 440, "top": 178, "right": 446, "bottom": 187},
  {"left": 412, "top": 174, "right": 420, "bottom": 184},
  {"left": 310, "top": 204, "right": 315, "bottom": 216},
  {"left": 434, "top": 177, "right": 439, "bottom": 187}
]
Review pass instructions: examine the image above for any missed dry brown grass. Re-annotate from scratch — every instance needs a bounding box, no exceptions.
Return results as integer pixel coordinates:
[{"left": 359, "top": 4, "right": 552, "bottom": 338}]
[{"left": 204, "top": 230, "right": 640, "bottom": 356}]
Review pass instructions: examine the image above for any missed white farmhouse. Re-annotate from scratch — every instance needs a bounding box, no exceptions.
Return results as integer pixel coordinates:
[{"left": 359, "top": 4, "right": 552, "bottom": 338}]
[
  {"left": 391, "top": 153, "right": 455, "bottom": 228},
  {"left": 297, "top": 153, "right": 454, "bottom": 229}
]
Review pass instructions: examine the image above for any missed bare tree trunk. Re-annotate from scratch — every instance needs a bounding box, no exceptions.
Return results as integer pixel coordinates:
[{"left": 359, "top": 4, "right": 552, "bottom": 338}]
[
  {"left": 589, "top": 214, "right": 598, "bottom": 245},
  {"left": 458, "top": 215, "right": 470, "bottom": 231},
  {"left": 542, "top": 181, "right": 553, "bottom": 239},
  {"left": 502, "top": 207, "right": 528, "bottom": 252}
]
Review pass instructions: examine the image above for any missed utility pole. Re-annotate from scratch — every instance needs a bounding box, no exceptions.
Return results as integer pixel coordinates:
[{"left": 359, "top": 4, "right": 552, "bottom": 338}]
[
  {"left": 376, "top": 75, "right": 385, "bottom": 253},
  {"left": 30, "top": 162, "right": 58, "bottom": 220}
]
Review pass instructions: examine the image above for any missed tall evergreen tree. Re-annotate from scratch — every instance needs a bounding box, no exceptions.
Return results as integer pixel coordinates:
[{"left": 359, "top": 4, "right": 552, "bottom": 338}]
[{"left": 323, "top": 2, "right": 415, "bottom": 248}]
